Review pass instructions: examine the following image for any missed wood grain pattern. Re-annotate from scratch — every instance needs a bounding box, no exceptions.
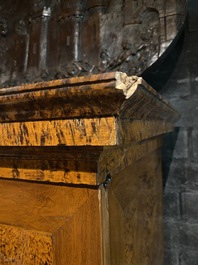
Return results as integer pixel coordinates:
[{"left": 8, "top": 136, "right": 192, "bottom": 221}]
[
  {"left": 0, "top": 117, "right": 116, "bottom": 146},
  {"left": 0, "top": 160, "right": 97, "bottom": 185},
  {"left": 0, "top": 146, "right": 102, "bottom": 185},
  {"left": 0, "top": 73, "right": 123, "bottom": 122},
  {"left": 0, "top": 179, "right": 96, "bottom": 233},
  {"left": 0, "top": 72, "right": 179, "bottom": 122},
  {"left": 117, "top": 119, "right": 174, "bottom": 145},
  {"left": 0, "top": 179, "right": 103, "bottom": 264},
  {"left": 0, "top": 72, "right": 179, "bottom": 264},
  {"left": 0, "top": 72, "right": 117, "bottom": 96},
  {"left": 0, "top": 118, "right": 172, "bottom": 147},
  {"left": 0, "top": 141, "right": 165, "bottom": 264},
  {"left": 98, "top": 187, "right": 111, "bottom": 265},
  {"left": 107, "top": 147, "right": 164, "bottom": 265},
  {"left": 0, "top": 136, "right": 162, "bottom": 185},
  {"left": 98, "top": 136, "right": 163, "bottom": 184},
  {"left": 115, "top": 73, "right": 178, "bottom": 123},
  {"left": 54, "top": 190, "right": 102, "bottom": 265}
]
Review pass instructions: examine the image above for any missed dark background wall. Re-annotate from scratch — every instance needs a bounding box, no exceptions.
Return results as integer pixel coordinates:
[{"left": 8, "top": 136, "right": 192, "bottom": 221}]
[{"left": 159, "top": 0, "right": 198, "bottom": 264}]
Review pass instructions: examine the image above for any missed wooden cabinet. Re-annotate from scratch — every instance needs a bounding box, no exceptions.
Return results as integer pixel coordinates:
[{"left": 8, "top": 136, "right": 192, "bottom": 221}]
[{"left": 0, "top": 72, "right": 178, "bottom": 264}]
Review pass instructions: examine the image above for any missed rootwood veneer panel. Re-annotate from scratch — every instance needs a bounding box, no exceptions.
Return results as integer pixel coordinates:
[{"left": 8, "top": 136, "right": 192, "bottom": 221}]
[{"left": 0, "top": 225, "right": 53, "bottom": 265}]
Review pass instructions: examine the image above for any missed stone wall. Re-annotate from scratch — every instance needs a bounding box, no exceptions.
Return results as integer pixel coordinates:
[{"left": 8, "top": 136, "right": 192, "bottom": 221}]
[{"left": 161, "top": 1, "right": 198, "bottom": 264}]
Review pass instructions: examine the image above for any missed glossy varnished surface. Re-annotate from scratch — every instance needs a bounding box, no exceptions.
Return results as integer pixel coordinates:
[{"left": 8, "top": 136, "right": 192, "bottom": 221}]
[
  {"left": 0, "top": 138, "right": 165, "bottom": 265},
  {"left": 0, "top": 121, "right": 173, "bottom": 185},
  {"left": 0, "top": 72, "right": 179, "bottom": 187},
  {"left": 0, "top": 118, "right": 116, "bottom": 146},
  {"left": 0, "top": 72, "right": 179, "bottom": 264},
  {"left": 0, "top": 146, "right": 102, "bottom": 185},
  {"left": 0, "top": 72, "right": 179, "bottom": 122},
  {"left": 0, "top": 180, "right": 102, "bottom": 265},
  {"left": 108, "top": 147, "right": 164, "bottom": 265}
]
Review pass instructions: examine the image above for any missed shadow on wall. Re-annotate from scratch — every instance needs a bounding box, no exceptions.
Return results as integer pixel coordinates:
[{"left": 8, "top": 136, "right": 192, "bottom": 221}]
[
  {"left": 161, "top": 127, "right": 180, "bottom": 189},
  {"left": 141, "top": 26, "right": 185, "bottom": 91},
  {"left": 141, "top": 23, "right": 186, "bottom": 188}
]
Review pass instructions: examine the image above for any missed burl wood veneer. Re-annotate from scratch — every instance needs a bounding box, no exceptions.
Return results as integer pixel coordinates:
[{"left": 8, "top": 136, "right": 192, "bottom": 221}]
[{"left": 0, "top": 72, "right": 179, "bottom": 265}]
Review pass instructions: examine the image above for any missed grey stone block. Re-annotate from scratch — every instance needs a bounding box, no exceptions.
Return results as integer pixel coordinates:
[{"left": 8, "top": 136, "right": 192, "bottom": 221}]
[
  {"left": 163, "top": 159, "right": 187, "bottom": 189},
  {"left": 163, "top": 220, "right": 182, "bottom": 250},
  {"left": 181, "top": 191, "right": 198, "bottom": 223},
  {"left": 185, "top": 163, "right": 198, "bottom": 190},
  {"left": 164, "top": 249, "right": 179, "bottom": 265},
  {"left": 180, "top": 223, "right": 198, "bottom": 251},
  {"left": 191, "top": 129, "right": 198, "bottom": 159},
  {"left": 173, "top": 127, "right": 188, "bottom": 159},
  {"left": 161, "top": 6, "right": 198, "bottom": 265},
  {"left": 179, "top": 249, "right": 198, "bottom": 265},
  {"left": 163, "top": 189, "right": 180, "bottom": 220},
  {"left": 162, "top": 127, "right": 188, "bottom": 160},
  {"left": 188, "top": 0, "right": 198, "bottom": 31},
  {"left": 161, "top": 77, "right": 191, "bottom": 99},
  {"left": 171, "top": 98, "right": 198, "bottom": 127}
]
